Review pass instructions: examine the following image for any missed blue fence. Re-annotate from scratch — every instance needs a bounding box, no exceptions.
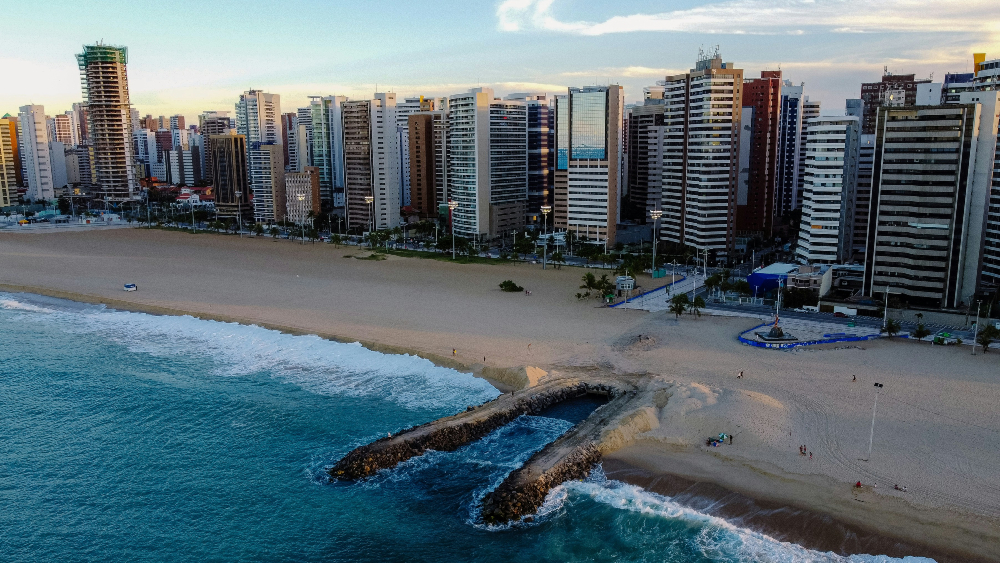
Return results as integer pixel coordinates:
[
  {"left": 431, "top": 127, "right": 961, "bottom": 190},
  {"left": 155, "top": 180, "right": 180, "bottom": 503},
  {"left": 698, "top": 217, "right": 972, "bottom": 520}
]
[
  {"left": 738, "top": 322, "right": 886, "bottom": 349},
  {"left": 610, "top": 276, "right": 687, "bottom": 308}
]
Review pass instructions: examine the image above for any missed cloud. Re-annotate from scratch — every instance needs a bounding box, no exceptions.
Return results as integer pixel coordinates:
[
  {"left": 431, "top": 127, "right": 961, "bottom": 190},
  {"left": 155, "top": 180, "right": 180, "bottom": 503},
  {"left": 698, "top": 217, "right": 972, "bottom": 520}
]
[{"left": 496, "top": 0, "right": 1000, "bottom": 36}]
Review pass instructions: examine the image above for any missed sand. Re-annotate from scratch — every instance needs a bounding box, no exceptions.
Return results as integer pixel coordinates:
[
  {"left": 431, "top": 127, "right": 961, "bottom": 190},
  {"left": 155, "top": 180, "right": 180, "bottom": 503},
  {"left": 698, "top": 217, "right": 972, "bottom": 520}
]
[{"left": 2, "top": 228, "right": 999, "bottom": 561}]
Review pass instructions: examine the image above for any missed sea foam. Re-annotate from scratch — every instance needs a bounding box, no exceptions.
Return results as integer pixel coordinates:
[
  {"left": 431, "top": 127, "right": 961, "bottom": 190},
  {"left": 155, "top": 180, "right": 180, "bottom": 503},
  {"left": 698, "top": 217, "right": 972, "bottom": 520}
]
[
  {"left": 561, "top": 468, "right": 937, "bottom": 563},
  {"left": 0, "top": 292, "right": 500, "bottom": 411}
]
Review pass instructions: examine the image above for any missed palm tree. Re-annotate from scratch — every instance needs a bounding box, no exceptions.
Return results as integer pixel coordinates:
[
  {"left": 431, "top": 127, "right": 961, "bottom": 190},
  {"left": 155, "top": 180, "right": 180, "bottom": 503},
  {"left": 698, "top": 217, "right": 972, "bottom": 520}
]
[
  {"left": 691, "top": 296, "right": 706, "bottom": 318},
  {"left": 669, "top": 294, "right": 689, "bottom": 318},
  {"left": 269, "top": 226, "right": 280, "bottom": 240},
  {"left": 912, "top": 323, "right": 931, "bottom": 343},
  {"left": 253, "top": 224, "right": 265, "bottom": 237},
  {"left": 883, "top": 318, "right": 901, "bottom": 337}
]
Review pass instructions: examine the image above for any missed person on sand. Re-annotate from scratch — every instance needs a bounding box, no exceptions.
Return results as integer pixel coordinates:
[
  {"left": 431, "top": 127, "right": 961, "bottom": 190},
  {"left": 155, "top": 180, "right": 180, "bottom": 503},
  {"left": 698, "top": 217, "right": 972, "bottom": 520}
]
[
  {"left": 453, "top": 349, "right": 457, "bottom": 356},
  {"left": 729, "top": 434, "right": 733, "bottom": 445},
  {"left": 737, "top": 371, "right": 743, "bottom": 379},
  {"left": 856, "top": 481, "right": 863, "bottom": 489},
  {"left": 853, "top": 375, "right": 857, "bottom": 382},
  {"left": 809, "top": 452, "right": 813, "bottom": 460}
]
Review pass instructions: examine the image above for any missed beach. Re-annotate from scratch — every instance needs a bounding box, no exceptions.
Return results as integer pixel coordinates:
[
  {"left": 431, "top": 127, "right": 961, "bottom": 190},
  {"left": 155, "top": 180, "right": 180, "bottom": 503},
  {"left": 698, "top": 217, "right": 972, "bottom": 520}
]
[{"left": 2, "top": 228, "right": 998, "bottom": 561}]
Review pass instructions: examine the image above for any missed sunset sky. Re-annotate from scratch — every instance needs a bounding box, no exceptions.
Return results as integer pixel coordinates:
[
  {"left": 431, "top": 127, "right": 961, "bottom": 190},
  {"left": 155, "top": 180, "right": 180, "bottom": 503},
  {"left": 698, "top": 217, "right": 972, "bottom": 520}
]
[{"left": 3, "top": 0, "right": 998, "bottom": 119}]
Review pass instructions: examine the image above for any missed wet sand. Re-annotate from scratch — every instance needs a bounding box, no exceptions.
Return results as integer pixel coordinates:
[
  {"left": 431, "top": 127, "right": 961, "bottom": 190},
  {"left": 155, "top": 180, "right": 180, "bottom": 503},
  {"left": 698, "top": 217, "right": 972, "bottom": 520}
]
[{"left": 2, "top": 228, "right": 999, "bottom": 561}]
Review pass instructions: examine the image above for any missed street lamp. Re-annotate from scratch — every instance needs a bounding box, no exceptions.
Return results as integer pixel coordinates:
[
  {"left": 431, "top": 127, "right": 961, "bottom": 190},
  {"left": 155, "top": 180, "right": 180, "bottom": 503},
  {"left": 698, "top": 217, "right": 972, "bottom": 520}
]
[
  {"left": 972, "top": 299, "right": 983, "bottom": 355},
  {"left": 541, "top": 205, "right": 551, "bottom": 270},
  {"left": 649, "top": 209, "right": 663, "bottom": 277},
  {"left": 297, "top": 193, "right": 306, "bottom": 245},
  {"left": 866, "top": 382, "right": 884, "bottom": 461},
  {"left": 234, "top": 191, "right": 244, "bottom": 238},
  {"left": 364, "top": 195, "right": 375, "bottom": 247},
  {"left": 448, "top": 200, "right": 459, "bottom": 259}
]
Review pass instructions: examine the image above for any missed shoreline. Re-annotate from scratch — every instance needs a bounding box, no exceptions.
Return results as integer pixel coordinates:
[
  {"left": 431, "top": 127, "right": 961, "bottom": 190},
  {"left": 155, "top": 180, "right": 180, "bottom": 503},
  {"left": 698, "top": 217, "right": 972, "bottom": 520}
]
[
  {"left": 3, "top": 229, "right": 998, "bottom": 562},
  {"left": 605, "top": 445, "right": 999, "bottom": 562},
  {"left": 0, "top": 282, "right": 520, "bottom": 393},
  {"left": 5, "top": 283, "right": 997, "bottom": 561}
]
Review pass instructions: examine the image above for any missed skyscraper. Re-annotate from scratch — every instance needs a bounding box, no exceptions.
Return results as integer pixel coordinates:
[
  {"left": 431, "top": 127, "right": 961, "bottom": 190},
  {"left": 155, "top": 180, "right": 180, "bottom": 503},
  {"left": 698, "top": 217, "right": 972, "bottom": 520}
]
[
  {"left": 658, "top": 51, "right": 744, "bottom": 261},
  {"left": 248, "top": 144, "right": 284, "bottom": 223},
  {"left": 775, "top": 81, "right": 804, "bottom": 217},
  {"left": 235, "top": 90, "right": 281, "bottom": 146},
  {"left": 52, "top": 113, "right": 76, "bottom": 145},
  {"left": 0, "top": 116, "right": 16, "bottom": 206},
  {"left": 198, "top": 111, "right": 231, "bottom": 183},
  {"left": 285, "top": 167, "right": 320, "bottom": 226},
  {"left": 737, "top": 70, "right": 782, "bottom": 238},
  {"left": 448, "top": 88, "right": 528, "bottom": 239},
  {"left": 796, "top": 97, "right": 821, "bottom": 211},
  {"left": 210, "top": 132, "right": 249, "bottom": 220},
  {"left": 408, "top": 107, "right": 448, "bottom": 218},
  {"left": 624, "top": 90, "right": 665, "bottom": 223},
  {"left": 18, "top": 105, "right": 54, "bottom": 201},
  {"left": 795, "top": 116, "right": 860, "bottom": 264},
  {"left": 864, "top": 99, "right": 996, "bottom": 308},
  {"left": 859, "top": 72, "right": 931, "bottom": 134},
  {"left": 76, "top": 43, "right": 138, "bottom": 201},
  {"left": 342, "top": 93, "right": 400, "bottom": 231},
  {"left": 280, "top": 112, "right": 295, "bottom": 170},
  {"left": 1, "top": 114, "right": 23, "bottom": 189},
  {"left": 852, "top": 133, "right": 876, "bottom": 261},
  {"left": 309, "top": 95, "right": 347, "bottom": 210}
]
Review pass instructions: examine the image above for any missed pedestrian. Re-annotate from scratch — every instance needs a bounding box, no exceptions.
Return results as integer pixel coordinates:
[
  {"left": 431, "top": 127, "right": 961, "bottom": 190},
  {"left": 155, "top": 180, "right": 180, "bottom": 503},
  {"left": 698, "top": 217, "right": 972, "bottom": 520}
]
[
  {"left": 729, "top": 435, "right": 733, "bottom": 445},
  {"left": 809, "top": 452, "right": 813, "bottom": 460},
  {"left": 852, "top": 375, "right": 857, "bottom": 382},
  {"left": 453, "top": 349, "right": 457, "bottom": 356},
  {"left": 484, "top": 356, "right": 486, "bottom": 362}
]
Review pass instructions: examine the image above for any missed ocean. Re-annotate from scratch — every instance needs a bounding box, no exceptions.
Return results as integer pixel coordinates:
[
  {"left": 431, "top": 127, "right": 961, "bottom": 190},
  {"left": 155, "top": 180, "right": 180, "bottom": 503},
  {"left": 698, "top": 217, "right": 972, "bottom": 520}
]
[{"left": 0, "top": 292, "right": 937, "bottom": 562}]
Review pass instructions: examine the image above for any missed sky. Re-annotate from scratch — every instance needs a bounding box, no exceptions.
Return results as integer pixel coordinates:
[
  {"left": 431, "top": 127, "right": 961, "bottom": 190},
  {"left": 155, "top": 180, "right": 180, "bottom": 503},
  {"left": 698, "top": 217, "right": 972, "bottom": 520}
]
[{"left": 3, "top": 0, "right": 999, "bottom": 121}]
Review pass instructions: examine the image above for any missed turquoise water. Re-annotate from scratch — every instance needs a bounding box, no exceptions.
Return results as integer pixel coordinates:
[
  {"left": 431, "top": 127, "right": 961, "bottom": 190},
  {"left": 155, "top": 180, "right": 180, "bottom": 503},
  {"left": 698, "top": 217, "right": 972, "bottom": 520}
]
[{"left": 0, "top": 293, "right": 935, "bottom": 563}]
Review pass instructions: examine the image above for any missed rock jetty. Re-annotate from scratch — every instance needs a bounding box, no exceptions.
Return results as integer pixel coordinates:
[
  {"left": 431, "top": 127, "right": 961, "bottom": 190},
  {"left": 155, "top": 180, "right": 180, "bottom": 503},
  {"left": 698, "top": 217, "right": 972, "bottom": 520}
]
[{"left": 328, "top": 378, "right": 628, "bottom": 481}]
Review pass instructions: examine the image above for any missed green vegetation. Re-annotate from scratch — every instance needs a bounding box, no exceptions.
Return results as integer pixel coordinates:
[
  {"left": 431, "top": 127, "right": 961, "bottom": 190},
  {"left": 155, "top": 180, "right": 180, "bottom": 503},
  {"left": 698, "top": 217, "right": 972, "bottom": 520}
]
[
  {"left": 669, "top": 294, "right": 690, "bottom": 318},
  {"left": 499, "top": 280, "right": 524, "bottom": 292},
  {"left": 691, "top": 295, "right": 706, "bottom": 317},
  {"left": 578, "top": 272, "right": 615, "bottom": 300},
  {"left": 912, "top": 323, "right": 932, "bottom": 342},
  {"left": 976, "top": 325, "right": 1000, "bottom": 353},
  {"left": 883, "top": 318, "right": 901, "bottom": 337}
]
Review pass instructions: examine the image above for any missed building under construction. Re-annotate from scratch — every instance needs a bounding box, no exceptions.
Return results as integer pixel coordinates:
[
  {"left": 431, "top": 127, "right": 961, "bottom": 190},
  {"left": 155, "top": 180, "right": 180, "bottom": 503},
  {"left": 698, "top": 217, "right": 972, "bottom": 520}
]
[{"left": 77, "top": 44, "right": 138, "bottom": 202}]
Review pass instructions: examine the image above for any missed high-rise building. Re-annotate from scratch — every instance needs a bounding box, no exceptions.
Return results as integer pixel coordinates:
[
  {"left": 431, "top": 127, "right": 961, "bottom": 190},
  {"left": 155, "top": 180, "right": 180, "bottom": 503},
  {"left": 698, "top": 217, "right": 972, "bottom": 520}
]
[
  {"left": 864, "top": 98, "right": 997, "bottom": 308},
  {"left": 408, "top": 113, "right": 436, "bottom": 218},
  {"left": 408, "top": 108, "right": 448, "bottom": 218},
  {"left": 0, "top": 117, "right": 16, "bottom": 206},
  {"left": 309, "top": 95, "right": 347, "bottom": 210},
  {"left": 776, "top": 81, "right": 804, "bottom": 217},
  {"left": 280, "top": 112, "right": 295, "bottom": 170},
  {"left": 248, "top": 143, "right": 284, "bottom": 223},
  {"left": 169, "top": 115, "right": 185, "bottom": 131},
  {"left": 342, "top": 93, "right": 400, "bottom": 231},
  {"left": 293, "top": 107, "right": 313, "bottom": 174},
  {"left": 972, "top": 55, "right": 1000, "bottom": 91},
  {"left": 18, "top": 105, "right": 54, "bottom": 201},
  {"left": 236, "top": 90, "right": 281, "bottom": 146},
  {"left": 72, "top": 103, "right": 88, "bottom": 144},
  {"left": 209, "top": 132, "right": 250, "bottom": 220},
  {"left": 65, "top": 145, "right": 96, "bottom": 186},
  {"left": 504, "top": 94, "right": 553, "bottom": 227},
  {"left": 795, "top": 116, "right": 860, "bottom": 264},
  {"left": 552, "top": 85, "right": 624, "bottom": 245},
  {"left": 396, "top": 96, "right": 429, "bottom": 208},
  {"left": 737, "top": 70, "right": 782, "bottom": 238},
  {"left": 795, "top": 97, "right": 822, "bottom": 212},
  {"left": 52, "top": 113, "right": 75, "bottom": 145},
  {"left": 76, "top": 43, "right": 138, "bottom": 201},
  {"left": 285, "top": 166, "right": 321, "bottom": 225},
  {"left": 852, "top": 133, "right": 876, "bottom": 261},
  {"left": 859, "top": 72, "right": 931, "bottom": 134},
  {"left": 624, "top": 92, "right": 665, "bottom": 223},
  {"left": 658, "top": 52, "right": 743, "bottom": 260},
  {"left": 447, "top": 88, "right": 528, "bottom": 239},
  {"left": 198, "top": 111, "right": 231, "bottom": 183},
  {"left": 1, "top": 115, "right": 22, "bottom": 192},
  {"left": 49, "top": 141, "right": 68, "bottom": 191},
  {"left": 165, "top": 146, "right": 201, "bottom": 186}
]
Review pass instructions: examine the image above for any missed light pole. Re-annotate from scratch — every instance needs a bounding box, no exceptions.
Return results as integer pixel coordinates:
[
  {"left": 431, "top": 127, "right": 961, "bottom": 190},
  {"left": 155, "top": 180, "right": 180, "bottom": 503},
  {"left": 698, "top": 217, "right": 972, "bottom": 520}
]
[
  {"left": 448, "top": 200, "right": 459, "bottom": 259},
  {"left": 866, "top": 382, "right": 884, "bottom": 461},
  {"left": 541, "top": 205, "right": 551, "bottom": 270},
  {"left": 364, "top": 195, "right": 374, "bottom": 247},
  {"left": 972, "top": 299, "right": 982, "bottom": 355},
  {"left": 297, "top": 193, "right": 306, "bottom": 245},
  {"left": 235, "top": 191, "right": 243, "bottom": 238},
  {"left": 649, "top": 209, "right": 662, "bottom": 277}
]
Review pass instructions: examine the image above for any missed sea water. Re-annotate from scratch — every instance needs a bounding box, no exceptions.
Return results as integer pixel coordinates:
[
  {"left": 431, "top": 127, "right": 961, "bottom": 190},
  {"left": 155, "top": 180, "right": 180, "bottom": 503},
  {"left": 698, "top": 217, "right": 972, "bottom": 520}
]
[{"left": 0, "top": 293, "right": 936, "bottom": 563}]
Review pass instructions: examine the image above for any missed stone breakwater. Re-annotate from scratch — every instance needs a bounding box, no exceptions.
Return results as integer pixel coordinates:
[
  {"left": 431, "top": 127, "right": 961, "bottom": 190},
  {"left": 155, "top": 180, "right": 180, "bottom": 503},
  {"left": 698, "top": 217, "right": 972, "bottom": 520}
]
[
  {"left": 479, "top": 385, "right": 642, "bottom": 524},
  {"left": 328, "top": 378, "right": 630, "bottom": 481}
]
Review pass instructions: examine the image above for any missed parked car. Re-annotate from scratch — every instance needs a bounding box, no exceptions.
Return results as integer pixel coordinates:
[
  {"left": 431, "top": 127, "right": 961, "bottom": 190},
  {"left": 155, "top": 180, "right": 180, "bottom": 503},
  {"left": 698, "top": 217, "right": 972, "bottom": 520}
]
[{"left": 833, "top": 312, "right": 848, "bottom": 318}]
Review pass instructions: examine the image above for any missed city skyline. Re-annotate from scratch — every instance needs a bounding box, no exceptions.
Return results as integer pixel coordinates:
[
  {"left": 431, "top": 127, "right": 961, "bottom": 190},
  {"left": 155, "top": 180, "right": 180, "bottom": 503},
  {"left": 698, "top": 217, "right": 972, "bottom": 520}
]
[{"left": 3, "top": 0, "right": 999, "bottom": 119}]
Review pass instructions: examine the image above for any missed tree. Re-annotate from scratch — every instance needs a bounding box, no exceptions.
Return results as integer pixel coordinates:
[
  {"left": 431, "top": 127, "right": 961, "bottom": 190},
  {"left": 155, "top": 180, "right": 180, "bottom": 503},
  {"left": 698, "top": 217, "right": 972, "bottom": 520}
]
[
  {"left": 253, "top": 224, "right": 265, "bottom": 237},
  {"left": 669, "top": 294, "right": 690, "bottom": 318},
  {"left": 912, "top": 323, "right": 932, "bottom": 342},
  {"left": 691, "top": 296, "right": 706, "bottom": 317},
  {"left": 550, "top": 251, "right": 564, "bottom": 269},
  {"left": 499, "top": 280, "right": 524, "bottom": 292},
  {"left": 883, "top": 318, "right": 901, "bottom": 337},
  {"left": 329, "top": 234, "right": 343, "bottom": 247},
  {"left": 57, "top": 196, "right": 71, "bottom": 215},
  {"left": 270, "top": 226, "right": 280, "bottom": 239},
  {"left": 513, "top": 236, "right": 534, "bottom": 259},
  {"left": 976, "top": 325, "right": 1000, "bottom": 353}
]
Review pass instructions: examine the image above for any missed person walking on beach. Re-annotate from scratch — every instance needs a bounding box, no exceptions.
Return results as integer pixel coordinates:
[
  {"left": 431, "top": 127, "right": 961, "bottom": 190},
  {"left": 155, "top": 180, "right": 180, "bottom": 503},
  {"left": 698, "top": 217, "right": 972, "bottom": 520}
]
[
  {"left": 737, "top": 371, "right": 743, "bottom": 379},
  {"left": 453, "top": 349, "right": 457, "bottom": 356},
  {"left": 729, "top": 435, "right": 733, "bottom": 445},
  {"left": 852, "top": 375, "right": 857, "bottom": 382}
]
